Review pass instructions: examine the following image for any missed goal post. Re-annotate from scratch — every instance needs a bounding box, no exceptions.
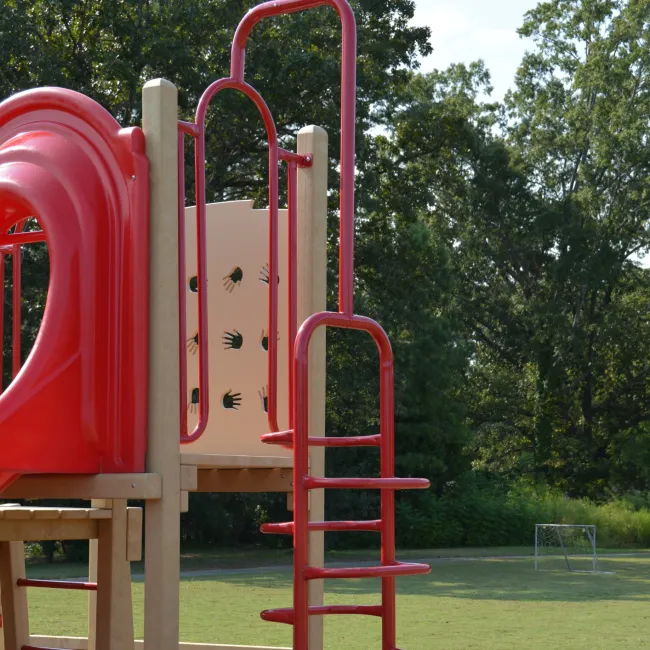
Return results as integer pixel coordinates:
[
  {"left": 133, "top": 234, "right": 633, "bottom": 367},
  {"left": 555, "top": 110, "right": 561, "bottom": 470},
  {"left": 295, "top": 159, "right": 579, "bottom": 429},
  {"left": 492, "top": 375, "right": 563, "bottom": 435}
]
[{"left": 534, "top": 524, "right": 598, "bottom": 572}]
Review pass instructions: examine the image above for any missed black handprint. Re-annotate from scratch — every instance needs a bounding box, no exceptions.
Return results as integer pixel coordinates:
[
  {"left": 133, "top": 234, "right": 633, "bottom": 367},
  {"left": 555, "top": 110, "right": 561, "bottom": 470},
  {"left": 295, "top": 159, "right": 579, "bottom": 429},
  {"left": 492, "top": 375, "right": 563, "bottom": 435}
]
[
  {"left": 223, "top": 266, "right": 243, "bottom": 293},
  {"left": 188, "top": 387, "right": 200, "bottom": 414},
  {"left": 222, "top": 330, "right": 243, "bottom": 350},
  {"left": 187, "top": 332, "right": 199, "bottom": 355},
  {"left": 258, "top": 386, "right": 268, "bottom": 413},
  {"left": 222, "top": 389, "right": 242, "bottom": 410},
  {"left": 260, "top": 263, "right": 279, "bottom": 285},
  {"left": 260, "top": 329, "right": 279, "bottom": 352}
]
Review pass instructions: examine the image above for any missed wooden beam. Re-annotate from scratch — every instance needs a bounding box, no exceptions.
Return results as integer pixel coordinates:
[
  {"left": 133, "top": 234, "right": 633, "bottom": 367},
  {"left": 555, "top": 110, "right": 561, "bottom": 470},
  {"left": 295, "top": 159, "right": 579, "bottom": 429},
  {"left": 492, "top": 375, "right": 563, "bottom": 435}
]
[
  {"left": 95, "top": 500, "right": 134, "bottom": 650},
  {"left": 297, "top": 125, "right": 328, "bottom": 650},
  {"left": 0, "top": 508, "right": 111, "bottom": 521},
  {"left": 196, "top": 469, "right": 292, "bottom": 493},
  {"left": 180, "top": 491, "right": 189, "bottom": 514},
  {"left": 127, "top": 508, "right": 144, "bottom": 563},
  {"left": 181, "top": 455, "right": 293, "bottom": 470},
  {"left": 2, "top": 474, "right": 161, "bottom": 500},
  {"left": 0, "top": 520, "right": 97, "bottom": 542},
  {"left": 142, "top": 77, "right": 181, "bottom": 650},
  {"left": 180, "top": 465, "right": 198, "bottom": 491}
]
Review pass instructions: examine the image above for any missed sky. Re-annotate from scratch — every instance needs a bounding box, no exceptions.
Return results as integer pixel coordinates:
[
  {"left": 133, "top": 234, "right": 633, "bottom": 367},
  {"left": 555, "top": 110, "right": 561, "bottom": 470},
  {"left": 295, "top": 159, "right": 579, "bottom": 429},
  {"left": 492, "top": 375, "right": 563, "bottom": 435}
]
[{"left": 411, "top": 0, "right": 541, "bottom": 100}]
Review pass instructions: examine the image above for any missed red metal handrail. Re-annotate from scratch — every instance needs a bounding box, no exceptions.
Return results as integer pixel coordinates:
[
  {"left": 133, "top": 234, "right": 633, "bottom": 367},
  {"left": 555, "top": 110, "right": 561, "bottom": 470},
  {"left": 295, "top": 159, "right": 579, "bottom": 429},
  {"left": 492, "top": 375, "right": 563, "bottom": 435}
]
[
  {"left": 231, "top": 0, "right": 356, "bottom": 316},
  {"left": 0, "top": 221, "right": 47, "bottom": 395},
  {"left": 179, "top": 79, "right": 280, "bottom": 442},
  {"left": 178, "top": 128, "right": 189, "bottom": 436}
]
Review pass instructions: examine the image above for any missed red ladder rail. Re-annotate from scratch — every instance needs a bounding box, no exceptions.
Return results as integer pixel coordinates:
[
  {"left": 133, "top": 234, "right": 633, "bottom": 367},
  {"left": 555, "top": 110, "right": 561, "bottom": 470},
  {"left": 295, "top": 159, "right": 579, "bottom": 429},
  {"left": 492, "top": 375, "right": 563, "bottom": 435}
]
[{"left": 262, "top": 313, "right": 431, "bottom": 650}]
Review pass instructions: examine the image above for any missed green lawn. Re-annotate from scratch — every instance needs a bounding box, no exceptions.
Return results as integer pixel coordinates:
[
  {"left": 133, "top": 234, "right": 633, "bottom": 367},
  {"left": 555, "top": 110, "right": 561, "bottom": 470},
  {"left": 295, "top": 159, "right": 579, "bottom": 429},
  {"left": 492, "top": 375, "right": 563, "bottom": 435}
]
[{"left": 24, "top": 552, "right": 650, "bottom": 649}]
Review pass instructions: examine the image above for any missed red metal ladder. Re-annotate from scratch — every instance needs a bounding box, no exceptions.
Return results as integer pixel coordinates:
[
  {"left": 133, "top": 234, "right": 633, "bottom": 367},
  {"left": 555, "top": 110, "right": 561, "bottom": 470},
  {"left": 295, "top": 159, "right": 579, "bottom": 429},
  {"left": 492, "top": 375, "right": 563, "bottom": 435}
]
[{"left": 261, "top": 312, "right": 431, "bottom": 650}]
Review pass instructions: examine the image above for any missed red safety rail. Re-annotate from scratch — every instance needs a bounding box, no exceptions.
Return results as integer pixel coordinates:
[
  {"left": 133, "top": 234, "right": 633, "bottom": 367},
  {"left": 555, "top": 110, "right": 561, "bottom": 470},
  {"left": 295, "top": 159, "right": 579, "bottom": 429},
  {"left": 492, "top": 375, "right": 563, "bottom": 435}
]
[
  {"left": 178, "top": 83, "right": 311, "bottom": 442},
  {"left": 0, "top": 88, "right": 150, "bottom": 492}
]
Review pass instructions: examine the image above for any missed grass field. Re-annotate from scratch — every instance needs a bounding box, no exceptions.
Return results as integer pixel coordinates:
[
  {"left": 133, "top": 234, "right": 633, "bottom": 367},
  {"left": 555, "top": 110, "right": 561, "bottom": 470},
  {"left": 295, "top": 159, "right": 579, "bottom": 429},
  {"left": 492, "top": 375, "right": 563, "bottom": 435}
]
[{"left": 21, "top": 549, "right": 650, "bottom": 649}]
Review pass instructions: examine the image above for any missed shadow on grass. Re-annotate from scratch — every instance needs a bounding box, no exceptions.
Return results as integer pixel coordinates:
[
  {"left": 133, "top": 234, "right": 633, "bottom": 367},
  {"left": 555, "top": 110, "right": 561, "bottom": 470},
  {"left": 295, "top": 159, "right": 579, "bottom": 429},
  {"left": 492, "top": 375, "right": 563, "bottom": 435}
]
[{"left": 183, "top": 556, "right": 650, "bottom": 603}]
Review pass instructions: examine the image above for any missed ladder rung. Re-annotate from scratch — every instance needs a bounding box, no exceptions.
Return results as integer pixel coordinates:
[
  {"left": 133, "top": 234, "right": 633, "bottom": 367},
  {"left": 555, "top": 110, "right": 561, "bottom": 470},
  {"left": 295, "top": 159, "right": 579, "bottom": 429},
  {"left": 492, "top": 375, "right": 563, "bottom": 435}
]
[
  {"left": 261, "top": 432, "right": 381, "bottom": 447},
  {"left": 261, "top": 519, "right": 382, "bottom": 534},
  {"left": 304, "top": 477, "right": 430, "bottom": 490},
  {"left": 17, "top": 578, "right": 97, "bottom": 591},
  {"left": 304, "top": 561, "right": 431, "bottom": 580},
  {"left": 260, "top": 430, "right": 293, "bottom": 448},
  {"left": 261, "top": 604, "right": 383, "bottom": 625}
]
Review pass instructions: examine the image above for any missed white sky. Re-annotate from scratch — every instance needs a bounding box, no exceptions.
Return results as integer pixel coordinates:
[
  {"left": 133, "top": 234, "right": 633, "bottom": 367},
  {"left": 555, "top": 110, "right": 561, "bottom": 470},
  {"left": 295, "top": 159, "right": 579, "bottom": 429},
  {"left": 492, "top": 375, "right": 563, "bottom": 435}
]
[{"left": 411, "top": 0, "right": 540, "bottom": 100}]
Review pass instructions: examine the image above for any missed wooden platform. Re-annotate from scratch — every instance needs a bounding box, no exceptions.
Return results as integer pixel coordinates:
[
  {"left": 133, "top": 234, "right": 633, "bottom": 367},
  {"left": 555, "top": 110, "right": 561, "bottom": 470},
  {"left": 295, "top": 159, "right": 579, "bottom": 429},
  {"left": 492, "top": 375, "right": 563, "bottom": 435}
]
[
  {"left": 0, "top": 506, "right": 114, "bottom": 542},
  {"left": 181, "top": 454, "right": 293, "bottom": 494},
  {"left": 1, "top": 473, "right": 161, "bottom": 500},
  {"left": 0, "top": 506, "right": 112, "bottom": 520}
]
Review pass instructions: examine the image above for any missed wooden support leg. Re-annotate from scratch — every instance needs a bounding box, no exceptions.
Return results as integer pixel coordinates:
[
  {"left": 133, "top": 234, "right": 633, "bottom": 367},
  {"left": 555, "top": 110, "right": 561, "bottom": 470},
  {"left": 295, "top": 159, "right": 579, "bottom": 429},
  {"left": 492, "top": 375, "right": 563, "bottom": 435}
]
[
  {"left": 0, "top": 542, "right": 29, "bottom": 650},
  {"left": 0, "top": 582, "right": 5, "bottom": 650},
  {"left": 93, "top": 500, "right": 134, "bottom": 650},
  {"left": 87, "top": 538, "right": 98, "bottom": 650}
]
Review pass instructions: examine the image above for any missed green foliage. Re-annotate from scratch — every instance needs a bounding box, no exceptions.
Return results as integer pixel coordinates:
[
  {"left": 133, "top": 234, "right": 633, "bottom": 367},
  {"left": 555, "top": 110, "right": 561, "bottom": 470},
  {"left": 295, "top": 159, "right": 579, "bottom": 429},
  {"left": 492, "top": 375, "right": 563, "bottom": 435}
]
[
  {"left": 396, "top": 475, "right": 650, "bottom": 549},
  {"left": 4, "top": 0, "right": 650, "bottom": 552}
]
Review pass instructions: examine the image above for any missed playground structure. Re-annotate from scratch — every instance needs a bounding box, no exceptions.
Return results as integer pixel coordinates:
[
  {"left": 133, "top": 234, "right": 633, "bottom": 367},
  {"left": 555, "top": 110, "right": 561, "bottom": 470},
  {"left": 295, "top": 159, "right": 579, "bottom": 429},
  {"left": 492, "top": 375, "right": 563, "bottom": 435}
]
[{"left": 0, "top": 1, "right": 431, "bottom": 649}]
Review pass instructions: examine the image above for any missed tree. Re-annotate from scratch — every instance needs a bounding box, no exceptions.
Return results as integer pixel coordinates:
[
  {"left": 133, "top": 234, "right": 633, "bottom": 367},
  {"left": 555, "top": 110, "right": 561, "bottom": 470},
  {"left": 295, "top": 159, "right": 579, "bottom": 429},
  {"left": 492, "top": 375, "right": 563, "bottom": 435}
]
[
  {"left": 0, "top": 0, "right": 443, "bottom": 549},
  {"left": 460, "top": 0, "right": 650, "bottom": 497}
]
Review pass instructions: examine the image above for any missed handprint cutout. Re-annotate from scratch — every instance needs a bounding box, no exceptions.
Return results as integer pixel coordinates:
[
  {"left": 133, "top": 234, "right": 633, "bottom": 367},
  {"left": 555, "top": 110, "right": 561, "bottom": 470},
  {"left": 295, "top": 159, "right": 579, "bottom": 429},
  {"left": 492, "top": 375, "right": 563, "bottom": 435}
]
[
  {"left": 189, "top": 275, "right": 198, "bottom": 293},
  {"left": 222, "top": 330, "right": 243, "bottom": 350},
  {"left": 223, "top": 266, "right": 243, "bottom": 292},
  {"left": 260, "top": 263, "right": 280, "bottom": 285},
  {"left": 258, "top": 386, "right": 268, "bottom": 413},
  {"left": 260, "top": 329, "right": 280, "bottom": 352},
  {"left": 222, "top": 389, "right": 242, "bottom": 410},
  {"left": 188, "top": 387, "right": 200, "bottom": 414},
  {"left": 187, "top": 331, "right": 199, "bottom": 355}
]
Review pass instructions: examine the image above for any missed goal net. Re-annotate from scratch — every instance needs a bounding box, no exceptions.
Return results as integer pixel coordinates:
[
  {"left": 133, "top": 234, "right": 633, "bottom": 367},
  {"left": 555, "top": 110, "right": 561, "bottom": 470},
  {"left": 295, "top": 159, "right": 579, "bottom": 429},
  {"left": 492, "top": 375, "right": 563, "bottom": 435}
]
[{"left": 534, "top": 524, "right": 599, "bottom": 572}]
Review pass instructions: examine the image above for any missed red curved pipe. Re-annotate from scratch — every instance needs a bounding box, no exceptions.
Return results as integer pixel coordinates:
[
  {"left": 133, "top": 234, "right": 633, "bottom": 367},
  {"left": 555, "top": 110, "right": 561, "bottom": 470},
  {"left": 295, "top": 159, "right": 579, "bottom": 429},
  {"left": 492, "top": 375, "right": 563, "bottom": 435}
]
[
  {"left": 231, "top": 0, "right": 357, "bottom": 316},
  {"left": 180, "top": 78, "right": 281, "bottom": 443}
]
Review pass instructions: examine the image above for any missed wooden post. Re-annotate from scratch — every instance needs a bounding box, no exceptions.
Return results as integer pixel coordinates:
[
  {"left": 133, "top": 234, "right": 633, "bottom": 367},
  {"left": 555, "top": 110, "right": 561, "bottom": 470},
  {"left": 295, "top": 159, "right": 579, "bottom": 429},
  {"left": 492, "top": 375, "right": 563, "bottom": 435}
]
[
  {"left": 142, "top": 78, "right": 181, "bottom": 650},
  {"left": 0, "top": 593, "right": 4, "bottom": 650},
  {"left": 0, "top": 542, "right": 29, "bottom": 650},
  {"left": 94, "top": 500, "right": 135, "bottom": 650},
  {"left": 87, "top": 538, "right": 98, "bottom": 650},
  {"left": 297, "top": 125, "right": 328, "bottom": 650}
]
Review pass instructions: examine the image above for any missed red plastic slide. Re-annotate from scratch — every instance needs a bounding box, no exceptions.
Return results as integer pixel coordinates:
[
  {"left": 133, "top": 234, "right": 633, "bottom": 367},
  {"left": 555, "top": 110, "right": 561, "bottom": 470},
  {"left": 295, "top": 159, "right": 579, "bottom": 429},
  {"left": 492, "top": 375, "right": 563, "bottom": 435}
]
[{"left": 0, "top": 88, "right": 149, "bottom": 492}]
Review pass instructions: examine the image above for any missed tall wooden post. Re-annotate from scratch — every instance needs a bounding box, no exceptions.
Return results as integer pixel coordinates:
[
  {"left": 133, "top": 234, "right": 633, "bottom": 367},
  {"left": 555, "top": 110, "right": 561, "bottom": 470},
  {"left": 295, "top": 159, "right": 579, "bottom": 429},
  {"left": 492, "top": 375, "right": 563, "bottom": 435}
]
[
  {"left": 297, "top": 125, "right": 328, "bottom": 650},
  {"left": 141, "top": 78, "right": 181, "bottom": 650}
]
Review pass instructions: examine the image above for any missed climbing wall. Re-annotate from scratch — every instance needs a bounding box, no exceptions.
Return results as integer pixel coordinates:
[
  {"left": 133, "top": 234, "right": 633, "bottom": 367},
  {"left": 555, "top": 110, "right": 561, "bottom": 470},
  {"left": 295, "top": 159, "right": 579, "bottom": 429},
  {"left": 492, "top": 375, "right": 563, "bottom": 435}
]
[{"left": 181, "top": 200, "right": 290, "bottom": 459}]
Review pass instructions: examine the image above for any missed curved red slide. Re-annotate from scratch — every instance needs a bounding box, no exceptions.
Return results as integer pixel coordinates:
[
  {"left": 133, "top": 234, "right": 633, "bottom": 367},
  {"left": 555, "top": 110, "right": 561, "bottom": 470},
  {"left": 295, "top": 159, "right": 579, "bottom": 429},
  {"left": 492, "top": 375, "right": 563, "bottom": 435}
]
[{"left": 0, "top": 88, "right": 149, "bottom": 492}]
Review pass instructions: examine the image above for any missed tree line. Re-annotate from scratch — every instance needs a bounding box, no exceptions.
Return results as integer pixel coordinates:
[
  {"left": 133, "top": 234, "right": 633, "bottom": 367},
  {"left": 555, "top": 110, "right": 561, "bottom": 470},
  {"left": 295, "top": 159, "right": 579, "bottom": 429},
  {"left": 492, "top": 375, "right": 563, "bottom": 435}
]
[{"left": 3, "top": 0, "right": 650, "bottom": 550}]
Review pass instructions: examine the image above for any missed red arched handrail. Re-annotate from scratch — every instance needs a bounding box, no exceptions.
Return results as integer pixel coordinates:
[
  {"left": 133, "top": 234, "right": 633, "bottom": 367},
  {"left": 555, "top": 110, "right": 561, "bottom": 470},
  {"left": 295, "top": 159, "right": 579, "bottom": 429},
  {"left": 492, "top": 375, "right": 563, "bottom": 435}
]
[
  {"left": 180, "top": 78, "right": 281, "bottom": 443},
  {"left": 231, "top": 0, "right": 357, "bottom": 316}
]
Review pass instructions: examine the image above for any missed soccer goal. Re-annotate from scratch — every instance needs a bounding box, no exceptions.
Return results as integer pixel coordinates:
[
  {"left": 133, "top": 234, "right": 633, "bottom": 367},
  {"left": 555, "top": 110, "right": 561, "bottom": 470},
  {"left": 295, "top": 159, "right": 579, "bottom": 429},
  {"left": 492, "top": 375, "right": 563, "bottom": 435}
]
[{"left": 534, "top": 524, "right": 601, "bottom": 572}]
